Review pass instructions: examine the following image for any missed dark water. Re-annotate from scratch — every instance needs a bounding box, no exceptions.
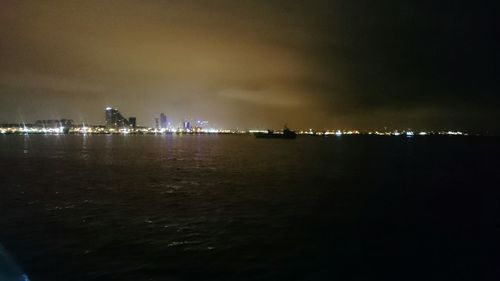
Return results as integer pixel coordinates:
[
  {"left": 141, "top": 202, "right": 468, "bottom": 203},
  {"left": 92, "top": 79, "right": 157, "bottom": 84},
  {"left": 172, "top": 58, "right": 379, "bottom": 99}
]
[{"left": 1, "top": 134, "right": 499, "bottom": 281}]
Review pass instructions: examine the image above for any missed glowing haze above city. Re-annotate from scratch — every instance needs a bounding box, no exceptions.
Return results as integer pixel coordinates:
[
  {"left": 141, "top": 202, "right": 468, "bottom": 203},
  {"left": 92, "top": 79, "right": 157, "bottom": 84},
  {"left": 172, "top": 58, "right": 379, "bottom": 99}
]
[{"left": 0, "top": 1, "right": 498, "bottom": 134}]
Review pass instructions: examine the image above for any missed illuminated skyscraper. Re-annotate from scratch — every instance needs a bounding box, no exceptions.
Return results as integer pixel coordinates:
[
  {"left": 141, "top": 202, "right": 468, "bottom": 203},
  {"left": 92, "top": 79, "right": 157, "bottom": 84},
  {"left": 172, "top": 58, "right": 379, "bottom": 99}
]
[
  {"left": 160, "top": 113, "right": 167, "bottom": 129},
  {"left": 128, "top": 117, "right": 137, "bottom": 129},
  {"left": 105, "top": 107, "right": 130, "bottom": 128}
]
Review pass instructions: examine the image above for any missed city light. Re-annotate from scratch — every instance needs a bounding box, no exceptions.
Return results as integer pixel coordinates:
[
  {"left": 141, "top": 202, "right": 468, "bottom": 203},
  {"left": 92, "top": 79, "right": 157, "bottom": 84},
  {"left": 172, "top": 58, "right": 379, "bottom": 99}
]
[
  {"left": 0, "top": 107, "right": 476, "bottom": 137},
  {"left": 0, "top": 123, "right": 477, "bottom": 137}
]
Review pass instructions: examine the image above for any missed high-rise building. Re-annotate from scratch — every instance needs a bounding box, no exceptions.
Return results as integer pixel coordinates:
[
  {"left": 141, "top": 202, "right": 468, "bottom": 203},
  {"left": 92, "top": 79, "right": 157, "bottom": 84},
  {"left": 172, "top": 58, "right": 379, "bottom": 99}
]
[
  {"left": 183, "top": 121, "right": 191, "bottom": 130},
  {"left": 160, "top": 113, "right": 167, "bottom": 129},
  {"left": 155, "top": 118, "right": 159, "bottom": 129},
  {"left": 34, "top": 119, "right": 73, "bottom": 134},
  {"left": 128, "top": 117, "right": 137, "bottom": 129},
  {"left": 35, "top": 119, "right": 73, "bottom": 128},
  {"left": 105, "top": 107, "right": 130, "bottom": 128}
]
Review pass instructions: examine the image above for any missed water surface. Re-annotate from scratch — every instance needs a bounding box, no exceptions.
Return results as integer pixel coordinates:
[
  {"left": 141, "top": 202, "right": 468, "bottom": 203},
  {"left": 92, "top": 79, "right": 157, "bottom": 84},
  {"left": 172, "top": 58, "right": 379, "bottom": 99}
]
[{"left": 1, "top": 134, "right": 499, "bottom": 280}]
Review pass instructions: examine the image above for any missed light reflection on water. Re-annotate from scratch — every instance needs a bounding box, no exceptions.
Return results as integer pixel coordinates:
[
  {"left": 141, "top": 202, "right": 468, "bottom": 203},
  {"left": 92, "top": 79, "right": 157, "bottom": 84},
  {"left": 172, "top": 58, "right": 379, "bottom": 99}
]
[{"left": 0, "top": 134, "right": 499, "bottom": 281}]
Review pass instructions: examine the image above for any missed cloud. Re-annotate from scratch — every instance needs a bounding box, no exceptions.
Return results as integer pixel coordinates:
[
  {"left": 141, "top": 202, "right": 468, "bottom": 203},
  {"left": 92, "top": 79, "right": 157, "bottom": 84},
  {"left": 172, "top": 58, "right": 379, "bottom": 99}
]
[
  {"left": 218, "top": 88, "right": 303, "bottom": 108},
  {"left": 0, "top": 0, "right": 498, "bottom": 131},
  {"left": 0, "top": 72, "right": 105, "bottom": 94}
]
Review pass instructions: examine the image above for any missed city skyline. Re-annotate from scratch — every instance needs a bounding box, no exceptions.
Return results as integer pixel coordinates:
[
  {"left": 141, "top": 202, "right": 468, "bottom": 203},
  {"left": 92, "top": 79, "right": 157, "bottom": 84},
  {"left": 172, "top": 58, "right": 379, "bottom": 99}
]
[{"left": 0, "top": 104, "right": 491, "bottom": 134}]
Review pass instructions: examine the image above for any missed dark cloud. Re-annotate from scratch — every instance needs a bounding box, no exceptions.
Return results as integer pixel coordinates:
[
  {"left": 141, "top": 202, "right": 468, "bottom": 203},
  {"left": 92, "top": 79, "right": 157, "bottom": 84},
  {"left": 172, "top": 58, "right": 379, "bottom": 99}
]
[{"left": 0, "top": 0, "right": 498, "bottom": 132}]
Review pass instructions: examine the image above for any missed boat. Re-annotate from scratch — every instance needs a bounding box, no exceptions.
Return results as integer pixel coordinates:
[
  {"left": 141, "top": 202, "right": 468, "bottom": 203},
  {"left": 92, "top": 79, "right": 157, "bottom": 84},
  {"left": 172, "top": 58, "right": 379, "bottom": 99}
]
[{"left": 254, "top": 126, "right": 297, "bottom": 139}]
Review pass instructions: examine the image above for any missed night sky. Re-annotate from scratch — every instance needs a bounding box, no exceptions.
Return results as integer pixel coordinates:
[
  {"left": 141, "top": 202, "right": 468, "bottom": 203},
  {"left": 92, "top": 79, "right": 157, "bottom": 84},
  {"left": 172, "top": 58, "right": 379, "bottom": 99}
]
[{"left": 1, "top": 0, "right": 499, "bottom": 132}]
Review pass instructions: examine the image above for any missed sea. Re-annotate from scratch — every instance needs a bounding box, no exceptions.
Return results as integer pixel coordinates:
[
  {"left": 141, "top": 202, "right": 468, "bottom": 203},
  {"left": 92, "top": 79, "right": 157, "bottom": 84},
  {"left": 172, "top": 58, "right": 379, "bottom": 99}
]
[{"left": 0, "top": 134, "right": 499, "bottom": 281}]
